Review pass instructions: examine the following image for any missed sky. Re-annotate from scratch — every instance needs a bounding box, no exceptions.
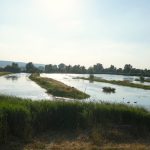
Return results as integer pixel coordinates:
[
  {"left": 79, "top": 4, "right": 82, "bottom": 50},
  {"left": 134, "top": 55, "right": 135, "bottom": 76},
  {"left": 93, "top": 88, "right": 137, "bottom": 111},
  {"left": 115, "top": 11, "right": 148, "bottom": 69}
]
[{"left": 0, "top": 0, "right": 150, "bottom": 69}]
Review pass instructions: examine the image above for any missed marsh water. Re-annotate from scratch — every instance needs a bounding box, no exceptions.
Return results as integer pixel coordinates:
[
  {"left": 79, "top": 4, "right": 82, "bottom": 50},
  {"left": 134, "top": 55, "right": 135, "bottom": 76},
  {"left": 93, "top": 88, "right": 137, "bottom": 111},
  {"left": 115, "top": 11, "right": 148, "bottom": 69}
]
[
  {"left": 0, "top": 73, "right": 150, "bottom": 109},
  {"left": 0, "top": 73, "right": 52, "bottom": 100}
]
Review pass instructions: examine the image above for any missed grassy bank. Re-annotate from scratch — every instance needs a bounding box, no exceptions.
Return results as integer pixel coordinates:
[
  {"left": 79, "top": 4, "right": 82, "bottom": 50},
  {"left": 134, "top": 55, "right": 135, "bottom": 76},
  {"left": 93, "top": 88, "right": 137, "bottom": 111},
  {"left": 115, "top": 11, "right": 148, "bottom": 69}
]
[
  {"left": 29, "top": 73, "right": 89, "bottom": 99},
  {"left": 77, "top": 77, "right": 150, "bottom": 90},
  {"left": 0, "top": 95, "right": 150, "bottom": 147},
  {"left": 0, "top": 72, "right": 11, "bottom": 76},
  {"left": 135, "top": 78, "right": 150, "bottom": 83}
]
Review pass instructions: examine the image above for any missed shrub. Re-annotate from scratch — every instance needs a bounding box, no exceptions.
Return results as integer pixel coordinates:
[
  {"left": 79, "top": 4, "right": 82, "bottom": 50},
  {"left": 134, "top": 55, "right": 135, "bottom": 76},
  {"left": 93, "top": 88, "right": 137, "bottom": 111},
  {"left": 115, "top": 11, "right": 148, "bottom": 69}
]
[{"left": 102, "top": 87, "right": 116, "bottom": 93}]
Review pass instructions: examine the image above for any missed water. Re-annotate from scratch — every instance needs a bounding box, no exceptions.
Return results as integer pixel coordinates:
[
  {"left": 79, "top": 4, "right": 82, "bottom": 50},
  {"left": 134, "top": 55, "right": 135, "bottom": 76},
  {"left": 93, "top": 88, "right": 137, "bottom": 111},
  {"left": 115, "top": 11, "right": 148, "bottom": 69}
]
[
  {"left": 0, "top": 73, "right": 52, "bottom": 100},
  {"left": 41, "top": 73, "right": 150, "bottom": 110},
  {"left": 0, "top": 73, "right": 150, "bottom": 110}
]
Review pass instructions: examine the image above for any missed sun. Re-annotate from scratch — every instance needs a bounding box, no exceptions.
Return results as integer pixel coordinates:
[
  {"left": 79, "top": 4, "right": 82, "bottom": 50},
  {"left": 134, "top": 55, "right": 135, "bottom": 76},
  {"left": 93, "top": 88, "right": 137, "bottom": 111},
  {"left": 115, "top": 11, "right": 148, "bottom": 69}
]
[{"left": 34, "top": 0, "right": 77, "bottom": 19}]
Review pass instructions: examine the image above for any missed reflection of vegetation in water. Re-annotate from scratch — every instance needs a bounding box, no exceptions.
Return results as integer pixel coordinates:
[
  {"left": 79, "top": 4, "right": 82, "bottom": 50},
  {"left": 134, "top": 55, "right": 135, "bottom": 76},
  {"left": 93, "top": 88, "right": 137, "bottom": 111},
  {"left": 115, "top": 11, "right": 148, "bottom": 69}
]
[
  {"left": 5, "top": 75, "right": 19, "bottom": 81},
  {"left": 102, "top": 87, "right": 116, "bottom": 93},
  {"left": 1, "top": 95, "right": 150, "bottom": 145},
  {"left": 135, "top": 76, "right": 150, "bottom": 83},
  {"left": 29, "top": 73, "right": 90, "bottom": 99},
  {"left": 89, "top": 74, "right": 94, "bottom": 83},
  {"left": 123, "top": 77, "right": 133, "bottom": 82}
]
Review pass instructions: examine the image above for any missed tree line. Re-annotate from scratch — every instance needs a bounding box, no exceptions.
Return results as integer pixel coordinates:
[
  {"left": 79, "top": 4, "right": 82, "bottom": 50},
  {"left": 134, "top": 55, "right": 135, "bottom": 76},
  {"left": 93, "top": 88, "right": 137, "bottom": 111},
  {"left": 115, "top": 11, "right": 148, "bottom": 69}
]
[{"left": 0, "top": 62, "right": 150, "bottom": 77}]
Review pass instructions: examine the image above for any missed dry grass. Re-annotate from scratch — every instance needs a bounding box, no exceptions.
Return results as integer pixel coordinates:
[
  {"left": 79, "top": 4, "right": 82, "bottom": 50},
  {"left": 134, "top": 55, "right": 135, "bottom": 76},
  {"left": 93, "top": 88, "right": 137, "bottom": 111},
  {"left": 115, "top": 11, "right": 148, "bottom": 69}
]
[{"left": 1, "top": 130, "right": 150, "bottom": 150}]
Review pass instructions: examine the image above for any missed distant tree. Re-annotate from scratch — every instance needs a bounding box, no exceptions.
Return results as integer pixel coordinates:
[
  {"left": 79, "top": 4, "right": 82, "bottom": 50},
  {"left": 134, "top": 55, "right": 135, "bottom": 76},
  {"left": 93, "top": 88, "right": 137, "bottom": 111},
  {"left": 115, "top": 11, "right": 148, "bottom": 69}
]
[
  {"left": 108, "top": 65, "right": 116, "bottom": 74},
  {"left": 93, "top": 63, "right": 103, "bottom": 73},
  {"left": 88, "top": 67, "right": 94, "bottom": 74},
  {"left": 123, "top": 64, "right": 133, "bottom": 74},
  {"left": 80, "top": 66, "right": 87, "bottom": 74},
  {"left": 26, "top": 62, "right": 38, "bottom": 73},
  {"left": 66, "top": 65, "right": 72, "bottom": 73},
  {"left": 38, "top": 66, "right": 45, "bottom": 72},
  {"left": 52, "top": 65, "right": 58, "bottom": 72},
  {"left": 4, "top": 63, "right": 21, "bottom": 73},
  {"left": 117, "top": 68, "right": 123, "bottom": 74},
  {"left": 58, "top": 63, "right": 66, "bottom": 73},
  {"left": 45, "top": 64, "right": 53, "bottom": 73},
  {"left": 0, "top": 67, "right": 4, "bottom": 72},
  {"left": 41, "top": 62, "right": 150, "bottom": 77}
]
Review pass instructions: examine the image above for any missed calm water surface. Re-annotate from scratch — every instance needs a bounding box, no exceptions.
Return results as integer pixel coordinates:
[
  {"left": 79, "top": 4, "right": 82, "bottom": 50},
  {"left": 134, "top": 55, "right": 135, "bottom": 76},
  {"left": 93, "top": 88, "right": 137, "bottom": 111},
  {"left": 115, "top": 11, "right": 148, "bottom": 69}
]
[
  {"left": 0, "top": 73, "right": 52, "bottom": 100},
  {"left": 0, "top": 73, "right": 150, "bottom": 110},
  {"left": 41, "top": 73, "right": 150, "bottom": 110}
]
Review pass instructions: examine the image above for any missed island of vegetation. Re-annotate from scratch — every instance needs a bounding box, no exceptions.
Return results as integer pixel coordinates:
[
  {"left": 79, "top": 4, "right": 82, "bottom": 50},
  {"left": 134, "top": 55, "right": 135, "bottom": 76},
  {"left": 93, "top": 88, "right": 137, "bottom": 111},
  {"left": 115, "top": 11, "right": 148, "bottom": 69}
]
[
  {"left": 102, "top": 87, "right": 116, "bottom": 93},
  {"left": 29, "top": 73, "right": 90, "bottom": 99},
  {"left": 76, "top": 76, "right": 150, "bottom": 90},
  {"left": 0, "top": 95, "right": 150, "bottom": 149}
]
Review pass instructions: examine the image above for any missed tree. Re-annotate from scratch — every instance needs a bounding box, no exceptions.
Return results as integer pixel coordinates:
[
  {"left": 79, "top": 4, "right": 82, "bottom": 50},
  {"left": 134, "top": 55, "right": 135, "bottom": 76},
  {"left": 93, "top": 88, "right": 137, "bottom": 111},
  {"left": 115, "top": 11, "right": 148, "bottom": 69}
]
[
  {"left": 108, "top": 65, "right": 116, "bottom": 73},
  {"left": 45, "top": 64, "right": 53, "bottom": 73},
  {"left": 26, "top": 62, "right": 38, "bottom": 73},
  {"left": 88, "top": 67, "right": 94, "bottom": 74},
  {"left": 123, "top": 64, "right": 133, "bottom": 74},
  {"left": 4, "top": 63, "right": 21, "bottom": 73},
  {"left": 58, "top": 63, "right": 66, "bottom": 73},
  {"left": 117, "top": 68, "right": 123, "bottom": 74},
  {"left": 93, "top": 63, "right": 103, "bottom": 73}
]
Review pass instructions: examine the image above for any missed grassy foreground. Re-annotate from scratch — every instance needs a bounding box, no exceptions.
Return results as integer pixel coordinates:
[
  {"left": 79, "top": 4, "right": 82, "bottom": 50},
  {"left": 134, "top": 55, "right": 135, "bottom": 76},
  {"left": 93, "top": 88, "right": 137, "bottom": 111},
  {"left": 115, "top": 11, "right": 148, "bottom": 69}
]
[
  {"left": 0, "top": 95, "right": 150, "bottom": 149},
  {"left": 29, "top": 73, "right": 89, "bottom": 99},
  {"left": 77, "top": 77, "right": 150, "bottom": 90},
  {"left": 0, "top": 72, "right": 11, "bottom": 76}
]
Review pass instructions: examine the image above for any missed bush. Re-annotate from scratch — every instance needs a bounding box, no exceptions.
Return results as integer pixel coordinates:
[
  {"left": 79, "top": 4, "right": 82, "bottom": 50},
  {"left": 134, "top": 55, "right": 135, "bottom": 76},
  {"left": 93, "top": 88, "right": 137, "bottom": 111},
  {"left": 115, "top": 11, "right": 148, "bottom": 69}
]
[{"left": 102, "top": 87, "right": 116, "bottom": 93}]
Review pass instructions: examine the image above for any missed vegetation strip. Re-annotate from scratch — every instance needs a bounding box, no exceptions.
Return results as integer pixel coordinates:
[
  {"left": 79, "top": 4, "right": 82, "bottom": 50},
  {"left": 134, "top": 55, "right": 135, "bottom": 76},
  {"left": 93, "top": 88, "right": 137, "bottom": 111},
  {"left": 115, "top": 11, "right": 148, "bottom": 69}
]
[
  {"left": 0, "top": 72, "right": 11, "bottom": 76},
  {"left": 77, "top": 77, "right": 150, "bottom": 90},
  {"left": 0, "top": 95, "right": 150, "bottom": 145},
  {"left": 135, "top": 78, "right": 150, "bottom": 83},
  {"left": 29, "top": 73, "right": 90, "bottom": 99}
]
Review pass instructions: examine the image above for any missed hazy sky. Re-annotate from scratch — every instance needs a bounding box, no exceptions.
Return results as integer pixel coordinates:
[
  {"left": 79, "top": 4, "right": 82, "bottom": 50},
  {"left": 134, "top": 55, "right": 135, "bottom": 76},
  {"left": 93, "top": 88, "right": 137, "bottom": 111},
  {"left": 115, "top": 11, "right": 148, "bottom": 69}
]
[{"left": 0, "top": 0, "right": 150, "bottom": 68}]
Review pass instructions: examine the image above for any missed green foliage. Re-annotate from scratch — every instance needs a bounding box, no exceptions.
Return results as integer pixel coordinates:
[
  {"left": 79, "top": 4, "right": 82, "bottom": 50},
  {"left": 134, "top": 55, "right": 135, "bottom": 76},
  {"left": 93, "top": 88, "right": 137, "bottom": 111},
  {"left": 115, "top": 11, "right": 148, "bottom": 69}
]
[
  {"left": 102, "top": 87, "right": 116, "bottom": 93},
  {"left": 29, "top": 73, "right": 90, "bottom": 99},
  {"left": 0, "top": 95, "right": 150, "bottom": 144},
  {"left": 26, "top": 62, "right": 40, "bottom": 73},
  {"left": 43, "top": 63, "right": 150, "bottom": 76},
  {"left": 3, "top": 63, "right": 20, "bottom": 73},
  {"left": 1, "top": 61, "right": 150, "bottom": 76}
]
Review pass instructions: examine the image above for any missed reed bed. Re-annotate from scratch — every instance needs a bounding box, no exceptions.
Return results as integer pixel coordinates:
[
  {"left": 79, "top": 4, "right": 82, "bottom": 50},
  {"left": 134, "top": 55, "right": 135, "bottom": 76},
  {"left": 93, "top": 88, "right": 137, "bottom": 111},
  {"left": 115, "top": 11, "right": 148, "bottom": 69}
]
[{"left": 0, "top": 95, "right": 150, "bottom": 144}]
